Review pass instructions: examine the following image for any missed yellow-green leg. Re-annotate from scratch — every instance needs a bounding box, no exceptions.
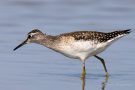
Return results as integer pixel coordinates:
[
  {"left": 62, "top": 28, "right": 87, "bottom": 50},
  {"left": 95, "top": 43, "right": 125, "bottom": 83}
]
[
  {"left": 82, "top": 66, "right": 86, "bottom": 76},
  {"left": 94, "top": 55, "right": 109, "bottom": 77},
  {"left": 81, "top": 63, "right": 86, "bottom": 79}
]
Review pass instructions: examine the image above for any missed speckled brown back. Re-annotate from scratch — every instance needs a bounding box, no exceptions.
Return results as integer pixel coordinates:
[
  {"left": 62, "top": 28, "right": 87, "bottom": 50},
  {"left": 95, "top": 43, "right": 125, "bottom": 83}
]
[{"left": 60, "top": 29, "right": 131, "bottom": 43}]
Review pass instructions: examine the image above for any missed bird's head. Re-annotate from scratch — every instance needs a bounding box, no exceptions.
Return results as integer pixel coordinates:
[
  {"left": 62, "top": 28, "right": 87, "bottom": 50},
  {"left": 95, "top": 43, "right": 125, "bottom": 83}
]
[{"left": 14, "top": 29, "right": 45, "bottom": 51}]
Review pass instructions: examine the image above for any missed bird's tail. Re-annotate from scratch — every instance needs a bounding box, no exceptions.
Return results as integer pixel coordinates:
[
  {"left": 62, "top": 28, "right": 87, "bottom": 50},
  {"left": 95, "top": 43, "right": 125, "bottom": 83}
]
[
  {"left": 106, "top": 29, "right": 131, "bottom": 39},
  {"left": 102, "top": 29, "right": 131, "bottom": 44},
  {"left": 112, "top": 29, "right": 131, "bottom": 35}
]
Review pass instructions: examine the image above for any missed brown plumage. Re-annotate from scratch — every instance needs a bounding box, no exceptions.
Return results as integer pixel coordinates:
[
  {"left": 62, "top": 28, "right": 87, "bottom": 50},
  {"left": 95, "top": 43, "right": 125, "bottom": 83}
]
[{"left": 59, "top": 29, "right": 131, "bottom": 43}]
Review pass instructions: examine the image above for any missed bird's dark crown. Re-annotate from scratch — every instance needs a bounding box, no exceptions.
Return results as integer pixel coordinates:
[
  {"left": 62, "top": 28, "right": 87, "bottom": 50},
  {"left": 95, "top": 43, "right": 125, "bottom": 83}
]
[{"left": 28, "top": 29, "right": 42, "bottom": 35}]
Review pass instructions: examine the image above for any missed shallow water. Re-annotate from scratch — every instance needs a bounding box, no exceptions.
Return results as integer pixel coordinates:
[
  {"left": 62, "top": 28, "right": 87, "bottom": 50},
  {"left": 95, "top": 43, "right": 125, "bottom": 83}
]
[{"left": 0, "top": 0, "right": 135, "bottom": 90}]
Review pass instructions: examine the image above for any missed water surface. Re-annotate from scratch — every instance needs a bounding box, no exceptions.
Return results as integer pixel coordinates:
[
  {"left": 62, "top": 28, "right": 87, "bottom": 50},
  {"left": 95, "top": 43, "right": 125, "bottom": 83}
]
[{"left": 0, "top": 0, "right": 135, "bottom": 90}]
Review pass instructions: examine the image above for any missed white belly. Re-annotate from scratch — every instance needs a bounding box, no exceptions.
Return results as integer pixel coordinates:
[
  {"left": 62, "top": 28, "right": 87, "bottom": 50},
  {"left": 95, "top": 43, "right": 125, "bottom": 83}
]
[{"left": 57, "top": 40, "right": 104, "bottom": 61}]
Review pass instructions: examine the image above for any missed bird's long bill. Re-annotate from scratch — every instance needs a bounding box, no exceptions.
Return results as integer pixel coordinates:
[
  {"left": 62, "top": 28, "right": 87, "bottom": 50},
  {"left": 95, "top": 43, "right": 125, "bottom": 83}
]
[{"left": 13, "top": 39, "right": 28, "bottom": 51}]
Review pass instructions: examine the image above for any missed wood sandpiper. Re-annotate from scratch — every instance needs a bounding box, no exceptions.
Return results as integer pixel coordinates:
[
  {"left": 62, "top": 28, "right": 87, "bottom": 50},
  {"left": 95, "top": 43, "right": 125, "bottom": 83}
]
[{"left": 13, "top": 29, "right": 131, "bottom": 78}]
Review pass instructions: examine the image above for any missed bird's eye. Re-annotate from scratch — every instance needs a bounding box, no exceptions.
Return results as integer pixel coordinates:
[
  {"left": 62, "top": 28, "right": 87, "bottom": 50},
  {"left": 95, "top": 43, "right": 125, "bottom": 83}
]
[{"left": 28, "top": 35, "right": 32, "bottom": 38}]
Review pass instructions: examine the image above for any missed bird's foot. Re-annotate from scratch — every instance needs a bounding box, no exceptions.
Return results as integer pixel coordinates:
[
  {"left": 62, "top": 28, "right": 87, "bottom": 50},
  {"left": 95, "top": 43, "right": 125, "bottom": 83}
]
[
  {"left": 81, "top": 69, "right": 86, "bottom": 79},
  {"left": 105, "top": 72, "right": 109, "bottom": 77}
]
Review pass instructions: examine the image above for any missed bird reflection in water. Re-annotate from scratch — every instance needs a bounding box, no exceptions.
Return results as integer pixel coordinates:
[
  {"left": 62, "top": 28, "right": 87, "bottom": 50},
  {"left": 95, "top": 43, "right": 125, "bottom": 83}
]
[
  {"left": 81, "top": 75, "right": 86, "bottom": 90},
  {"left": 81, "top": 76, "right": 109, "bottom": 90},
  {"left": 101, "top": 76, "right": 109, "bottom": 90}
]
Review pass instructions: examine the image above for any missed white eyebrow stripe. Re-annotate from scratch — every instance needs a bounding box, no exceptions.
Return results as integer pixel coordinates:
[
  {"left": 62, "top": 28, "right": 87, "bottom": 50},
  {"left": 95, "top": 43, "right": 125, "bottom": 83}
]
[{"left": 30, "top": 32, "right": 37, "bottom": 36}]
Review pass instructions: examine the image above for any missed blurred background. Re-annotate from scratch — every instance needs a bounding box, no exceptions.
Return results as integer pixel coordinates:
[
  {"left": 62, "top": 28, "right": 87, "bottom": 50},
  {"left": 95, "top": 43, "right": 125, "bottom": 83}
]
[{"left": 0, "top": 0, "right": 135, "bottom": 90}]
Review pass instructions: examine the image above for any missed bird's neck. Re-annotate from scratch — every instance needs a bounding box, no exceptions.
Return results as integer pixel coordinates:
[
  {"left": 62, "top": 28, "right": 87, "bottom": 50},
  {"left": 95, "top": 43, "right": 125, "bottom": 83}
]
[{"left": 38, "top": 35, "right": 57, "bottom": 49}]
